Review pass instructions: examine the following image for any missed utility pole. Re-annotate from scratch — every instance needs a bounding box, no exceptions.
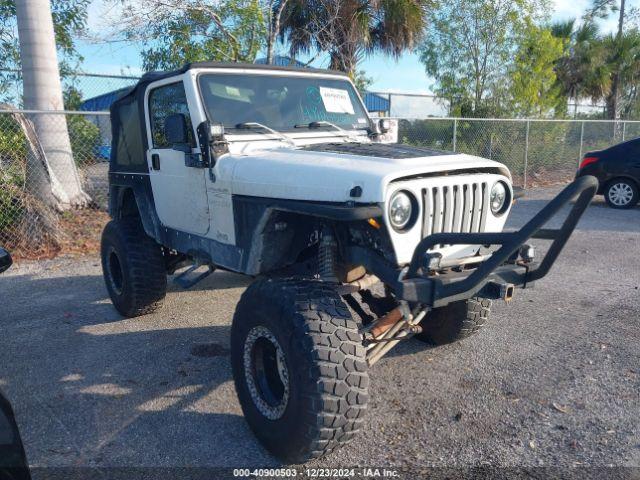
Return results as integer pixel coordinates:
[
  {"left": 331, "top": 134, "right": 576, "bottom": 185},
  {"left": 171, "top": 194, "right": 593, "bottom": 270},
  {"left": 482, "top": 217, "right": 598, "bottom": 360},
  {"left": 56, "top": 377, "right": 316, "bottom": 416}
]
[{"left": 15, "top": 0, "right": 89, "bottom": 210}]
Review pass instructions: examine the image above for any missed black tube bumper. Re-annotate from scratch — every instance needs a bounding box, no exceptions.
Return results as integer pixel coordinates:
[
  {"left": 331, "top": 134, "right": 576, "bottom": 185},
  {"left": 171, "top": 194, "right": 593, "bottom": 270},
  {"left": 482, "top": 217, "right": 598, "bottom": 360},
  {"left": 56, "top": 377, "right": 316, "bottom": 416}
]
[{"left": 347, "top": 176, "right": 598, "bottom": 308}]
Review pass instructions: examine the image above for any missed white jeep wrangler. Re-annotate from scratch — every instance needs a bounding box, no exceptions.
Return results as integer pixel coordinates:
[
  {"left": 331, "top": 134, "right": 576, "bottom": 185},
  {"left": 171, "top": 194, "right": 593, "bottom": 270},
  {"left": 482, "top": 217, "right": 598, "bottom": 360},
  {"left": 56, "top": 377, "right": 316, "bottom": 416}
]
[{"left": 101, "top": 62, "right": 597, "bottom": 462}]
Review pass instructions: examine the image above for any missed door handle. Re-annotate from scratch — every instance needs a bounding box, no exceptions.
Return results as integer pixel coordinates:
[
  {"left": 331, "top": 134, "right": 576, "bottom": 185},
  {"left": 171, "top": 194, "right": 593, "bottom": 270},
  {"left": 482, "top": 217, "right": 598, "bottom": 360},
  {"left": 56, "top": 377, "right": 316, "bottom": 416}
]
[{"left": 151, "top": 153, "right": 160, "bottom": 170}]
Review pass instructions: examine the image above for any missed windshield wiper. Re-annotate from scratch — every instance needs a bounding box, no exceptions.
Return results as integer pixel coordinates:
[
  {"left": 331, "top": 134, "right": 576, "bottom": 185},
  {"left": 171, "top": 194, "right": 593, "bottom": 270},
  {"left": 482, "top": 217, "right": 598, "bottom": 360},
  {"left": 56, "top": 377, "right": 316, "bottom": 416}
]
[
  {"left": 235, "top": 122, "right": 296, "bottom": 147},
  {"left": 294, "top": 121, "right": 362, "bottom": 142}
]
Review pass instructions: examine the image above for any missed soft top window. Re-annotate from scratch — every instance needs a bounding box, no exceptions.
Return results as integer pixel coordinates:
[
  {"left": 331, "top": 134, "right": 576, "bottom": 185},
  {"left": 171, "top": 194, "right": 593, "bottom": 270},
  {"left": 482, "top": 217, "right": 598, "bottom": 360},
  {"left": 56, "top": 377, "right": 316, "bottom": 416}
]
[
  {"left": 148, "top": 82, "right": 195, "bottom": 148},
  {"left": 198, "top": 73, "right": 369, "bottom": 131},
  {"left": 111, "top": 95, "right": 145, "bottom": 169}
]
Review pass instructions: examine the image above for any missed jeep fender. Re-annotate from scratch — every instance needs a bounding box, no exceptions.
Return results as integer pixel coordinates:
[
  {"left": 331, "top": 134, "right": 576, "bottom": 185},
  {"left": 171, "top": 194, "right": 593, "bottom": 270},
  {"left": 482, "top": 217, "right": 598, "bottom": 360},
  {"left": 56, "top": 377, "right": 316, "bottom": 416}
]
[
  {"left": 233, "top": 196, "right": 383, "bottom": 275},
  {"left": 108, "top": 174, "right": 161, "bottom": 240}
]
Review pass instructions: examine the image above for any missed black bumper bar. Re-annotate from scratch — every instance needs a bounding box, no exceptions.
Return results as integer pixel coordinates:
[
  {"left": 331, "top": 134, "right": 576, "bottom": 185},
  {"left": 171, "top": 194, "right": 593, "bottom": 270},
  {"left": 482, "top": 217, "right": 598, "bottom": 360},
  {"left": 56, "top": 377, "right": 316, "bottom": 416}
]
[{"left": 347, "top": 176, "right": 598, "bottom": 308}]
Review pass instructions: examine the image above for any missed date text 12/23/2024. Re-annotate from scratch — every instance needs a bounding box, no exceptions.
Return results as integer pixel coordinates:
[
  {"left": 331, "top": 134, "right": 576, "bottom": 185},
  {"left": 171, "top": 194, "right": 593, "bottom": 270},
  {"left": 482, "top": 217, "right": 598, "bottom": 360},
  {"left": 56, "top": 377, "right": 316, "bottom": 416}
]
[{"left": 233, "top": 468, "right": 400, "bottom": 478}]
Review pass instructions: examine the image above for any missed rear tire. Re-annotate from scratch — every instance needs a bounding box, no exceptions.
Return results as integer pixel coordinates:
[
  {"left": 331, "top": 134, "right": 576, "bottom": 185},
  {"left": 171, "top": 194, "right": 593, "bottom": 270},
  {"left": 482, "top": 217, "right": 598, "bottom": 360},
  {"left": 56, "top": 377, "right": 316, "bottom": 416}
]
[
  {"left": 604, "top": 178, "right": 639, "bottom": 209},
  {"left": 101, "top": 218, "right": 167, "bottom": 317},
  {"left": 231, "top": 278, "right": 368, "bottom": 462},
  {"left": 414, "top": 297, "right": 491, "bottom": 346}
]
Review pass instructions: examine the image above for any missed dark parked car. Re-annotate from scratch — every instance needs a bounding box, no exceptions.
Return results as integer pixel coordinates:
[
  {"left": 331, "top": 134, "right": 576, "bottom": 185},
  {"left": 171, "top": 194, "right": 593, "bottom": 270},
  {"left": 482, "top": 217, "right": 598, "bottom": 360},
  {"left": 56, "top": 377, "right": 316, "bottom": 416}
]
[
  {"left": 0, "top": 247, "right": 12, "bottom": 273},
  {"left": 577, "top": 138, "right": 640, "bottom": 209},
  {"left": 0, "top": 247, "right": 31, "bottom": 480}
]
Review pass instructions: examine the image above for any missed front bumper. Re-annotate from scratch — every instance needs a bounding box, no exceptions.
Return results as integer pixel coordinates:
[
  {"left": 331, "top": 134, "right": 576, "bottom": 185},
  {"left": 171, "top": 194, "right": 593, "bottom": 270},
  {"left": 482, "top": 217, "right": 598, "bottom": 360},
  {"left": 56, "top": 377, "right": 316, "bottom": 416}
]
[{"left": 347, "top": 176, "right": 598, "bottom": 308}]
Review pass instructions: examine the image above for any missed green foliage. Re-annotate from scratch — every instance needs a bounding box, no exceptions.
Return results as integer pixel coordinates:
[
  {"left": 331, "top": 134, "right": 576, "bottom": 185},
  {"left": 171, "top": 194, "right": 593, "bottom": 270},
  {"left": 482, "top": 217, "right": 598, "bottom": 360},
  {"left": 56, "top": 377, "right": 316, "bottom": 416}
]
[
  {"left": 0, "top": 0, "right": 89, "bottom": 103},
  {"left": 398, "top": 118, "right": 584, "bottom": 182},
  {"left": 63, "top": 85, "right": 84, "bottom": 110},
  {"left": 510, "top": 25, "right": 565, "bottom": 116},
  {"left": 0, "top": 116, "right": 26, "bottom": 232},
  {"left": 0, "top": 173, "right": 23, "bottom": 232},
  {"left": 279, "top": 0, "right": 431, "bottom": 75},
  {"left": 420, "top": 0, "right": 548, "bottom": 117},
  {"left": 553, "top": 22, "right": 612, "bottom": 105},
  {"left": 67, "top": 115, "right": 101, "bottom": 165},
  {"left": 603, "top": 29, "right": 640, "bottom": 118},
  {"left": 351, "top": 69, "right": 373, "bottom": 96},
  {"left": 139, "top": 0, "right": 265, "bottom": 71}
]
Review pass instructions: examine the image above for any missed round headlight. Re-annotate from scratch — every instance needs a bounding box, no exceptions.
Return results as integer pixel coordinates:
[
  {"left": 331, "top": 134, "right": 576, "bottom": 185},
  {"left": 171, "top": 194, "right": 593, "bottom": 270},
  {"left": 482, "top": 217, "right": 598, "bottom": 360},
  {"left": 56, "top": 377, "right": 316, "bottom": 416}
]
[
  {"left": 389, "top": 191, "right": 413, "bottom": 230},
  {"left": 490, "top": 181, "right": 509, "bottom": 215}
]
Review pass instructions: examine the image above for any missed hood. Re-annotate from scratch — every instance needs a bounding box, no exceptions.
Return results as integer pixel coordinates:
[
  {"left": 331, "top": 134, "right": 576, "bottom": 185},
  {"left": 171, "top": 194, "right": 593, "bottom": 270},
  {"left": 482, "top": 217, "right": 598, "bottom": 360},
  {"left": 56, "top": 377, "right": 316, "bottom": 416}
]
[{"left": 227, "top": 142, "right": 511, "bottom": 203}]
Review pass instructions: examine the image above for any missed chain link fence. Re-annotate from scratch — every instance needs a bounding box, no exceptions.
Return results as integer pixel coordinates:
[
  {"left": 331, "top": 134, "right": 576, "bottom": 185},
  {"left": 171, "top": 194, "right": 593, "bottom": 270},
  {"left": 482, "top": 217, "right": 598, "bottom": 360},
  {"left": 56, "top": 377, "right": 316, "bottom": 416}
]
[
  {"left": 398, "top": 118, "right": 640, "bottom": 188},
  {"left": 0, "top": 69, "right": 140, "bottom": 107},
  {"left": 0, "top": 110, "right": 110, "bottom": 257},
  {"left": 1, "top": 110, "right": 638, "bottom": 258},
  {"left": 370, "top": 92, "right": 609, "bottom": 119}
]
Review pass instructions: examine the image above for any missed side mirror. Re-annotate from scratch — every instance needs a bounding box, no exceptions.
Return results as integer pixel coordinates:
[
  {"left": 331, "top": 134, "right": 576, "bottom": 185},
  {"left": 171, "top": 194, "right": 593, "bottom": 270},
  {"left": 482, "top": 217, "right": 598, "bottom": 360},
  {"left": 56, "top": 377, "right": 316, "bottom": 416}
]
[
  {"left": 0, "top": 247, "right": 13, "bottom": 274},
  {"left": 164, "top": 113, "right": 189, "bottom": 146},
  {"left": 378, "top": 118, "right": 391, "bottom": 134}
]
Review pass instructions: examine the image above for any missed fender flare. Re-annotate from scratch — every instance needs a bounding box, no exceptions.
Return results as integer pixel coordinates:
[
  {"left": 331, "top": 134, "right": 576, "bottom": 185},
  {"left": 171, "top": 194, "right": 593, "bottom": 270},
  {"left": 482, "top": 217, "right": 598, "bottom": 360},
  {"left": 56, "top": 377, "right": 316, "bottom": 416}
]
[{"left": 108, "top": 174, "right": 162, "bottom": 241}]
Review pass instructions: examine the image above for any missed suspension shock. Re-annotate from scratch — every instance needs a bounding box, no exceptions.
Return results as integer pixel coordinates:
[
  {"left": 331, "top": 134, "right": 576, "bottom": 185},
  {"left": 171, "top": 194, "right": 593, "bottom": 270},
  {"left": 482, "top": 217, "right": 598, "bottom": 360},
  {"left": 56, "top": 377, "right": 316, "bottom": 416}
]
[{"left": 318, "top": 229, "right": 338, "bottom": 282}]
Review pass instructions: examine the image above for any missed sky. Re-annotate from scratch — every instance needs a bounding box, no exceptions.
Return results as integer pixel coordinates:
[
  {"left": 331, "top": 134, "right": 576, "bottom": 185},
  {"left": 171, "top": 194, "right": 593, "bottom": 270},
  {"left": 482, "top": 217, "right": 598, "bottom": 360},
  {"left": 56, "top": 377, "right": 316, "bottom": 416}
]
[{"left": 75, "top": 0, "right": 623, "bottom": 94}]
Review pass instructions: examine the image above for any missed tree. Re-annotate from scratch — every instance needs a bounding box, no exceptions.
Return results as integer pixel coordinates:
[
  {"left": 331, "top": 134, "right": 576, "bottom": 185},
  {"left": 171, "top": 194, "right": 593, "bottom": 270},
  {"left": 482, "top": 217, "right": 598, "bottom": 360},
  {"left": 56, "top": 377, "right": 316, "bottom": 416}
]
[
  {"left": 510, "top": 25, "right": 564, "bottom": 116},
  {"left": 15, "top": 0, "right": 91, "bottom": 210},
  {"left": 352, "top": 69, "right": 373, "bottom": 96},
  {"left": 264, "top": 0, "right": 288, "bottom": 64},
  {"left": 279, "top": 0, "right": 430, "bottom": 75},
  {"left": 0, "top": 0, "right": 88, "bottom": 103},
  {"left": 586, "top": 0, "right": 626, "bottom": 120},
  {"left": 112, "top": 0, "right": 265, "bottom": 70},
  {"left": 553, "top": 22, "right": 612, "bottom": 117},
  {"left": 420, "top": 0, "right": 546, "bottom": 117},
  {"left": 602, "top": 29, "right": 640, "bottom": 118}
]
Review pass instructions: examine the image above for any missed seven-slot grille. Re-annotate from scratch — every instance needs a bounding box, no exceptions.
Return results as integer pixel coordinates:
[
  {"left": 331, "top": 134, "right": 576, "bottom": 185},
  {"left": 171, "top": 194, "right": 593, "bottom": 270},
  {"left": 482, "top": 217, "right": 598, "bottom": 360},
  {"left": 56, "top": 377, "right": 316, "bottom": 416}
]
[{"left": 421, "top": 182, "right": 489, "bottom": 239}]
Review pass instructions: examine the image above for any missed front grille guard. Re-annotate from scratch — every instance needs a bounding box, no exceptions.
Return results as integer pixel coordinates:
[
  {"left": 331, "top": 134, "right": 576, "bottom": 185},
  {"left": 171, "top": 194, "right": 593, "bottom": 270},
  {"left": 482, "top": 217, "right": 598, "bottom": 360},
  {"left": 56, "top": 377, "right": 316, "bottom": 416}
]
[{"left": 347, "top": 175, "right": 598, "bottom": 308}]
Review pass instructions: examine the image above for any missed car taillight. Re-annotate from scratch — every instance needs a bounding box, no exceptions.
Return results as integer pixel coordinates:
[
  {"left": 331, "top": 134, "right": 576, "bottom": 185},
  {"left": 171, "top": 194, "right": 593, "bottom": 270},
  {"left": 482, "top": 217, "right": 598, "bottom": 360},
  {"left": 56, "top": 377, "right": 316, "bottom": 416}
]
[{"left": 579, "top": 156, "right": 599, "bottom": 169}]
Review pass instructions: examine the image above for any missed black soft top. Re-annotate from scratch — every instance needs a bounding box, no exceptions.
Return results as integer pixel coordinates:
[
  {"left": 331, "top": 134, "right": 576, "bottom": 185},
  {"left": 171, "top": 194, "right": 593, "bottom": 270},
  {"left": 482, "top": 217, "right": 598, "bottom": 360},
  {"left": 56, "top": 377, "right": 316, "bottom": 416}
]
[
  {"left": 109, "top": 62, "right": 346, "bottom": 173},
  {"left": 141, "top": 61, "right": 344, "bottom": 83}
]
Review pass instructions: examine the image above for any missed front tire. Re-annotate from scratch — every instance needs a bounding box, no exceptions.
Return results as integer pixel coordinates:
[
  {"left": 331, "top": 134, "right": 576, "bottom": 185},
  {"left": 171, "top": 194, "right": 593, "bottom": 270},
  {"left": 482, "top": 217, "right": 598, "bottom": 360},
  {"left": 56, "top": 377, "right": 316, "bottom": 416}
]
[
  {"left": 604, "top": 178, "right": 639, "bottom": 209},
  {"left": 100, "top": 218, "right": 167, "bottom": 317},
  {"left": 231, "top": 278, "right": 368, "bottom": 462},
  {"left": 415, "top": 297, "right": 492, "bottom": 346}
]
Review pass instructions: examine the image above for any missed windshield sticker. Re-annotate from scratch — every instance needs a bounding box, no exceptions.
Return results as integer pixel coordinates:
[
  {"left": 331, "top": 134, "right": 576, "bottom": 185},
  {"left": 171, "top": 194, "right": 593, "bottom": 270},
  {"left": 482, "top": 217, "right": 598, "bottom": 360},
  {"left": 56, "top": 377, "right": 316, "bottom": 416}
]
[
  {"left": 320, "top": 87, "right": 355, "bottom": 115},
  {"left": 357, "top": 118, "right": 367, "bottom": 124},
  {"left": 225, "top": 86, "right": 241, "bottom": 97},
  {"left": 208, "top": 83, "right": 252, "bottom": 103}
]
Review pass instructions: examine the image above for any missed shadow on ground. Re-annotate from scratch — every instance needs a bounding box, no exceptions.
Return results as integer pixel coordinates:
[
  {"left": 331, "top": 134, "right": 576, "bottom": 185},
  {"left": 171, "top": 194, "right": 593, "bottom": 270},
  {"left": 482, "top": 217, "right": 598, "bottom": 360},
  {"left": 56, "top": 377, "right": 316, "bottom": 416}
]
[{"left": 0, "top": 269, "right": 273, "bottom": 468}]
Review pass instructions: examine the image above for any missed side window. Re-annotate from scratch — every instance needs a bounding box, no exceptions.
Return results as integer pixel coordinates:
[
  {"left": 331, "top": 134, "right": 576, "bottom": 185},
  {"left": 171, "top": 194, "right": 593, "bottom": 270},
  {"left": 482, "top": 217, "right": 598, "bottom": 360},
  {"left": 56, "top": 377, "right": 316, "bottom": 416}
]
[{"left": 148, "top": 82, "right": 195, "bottom": 149}]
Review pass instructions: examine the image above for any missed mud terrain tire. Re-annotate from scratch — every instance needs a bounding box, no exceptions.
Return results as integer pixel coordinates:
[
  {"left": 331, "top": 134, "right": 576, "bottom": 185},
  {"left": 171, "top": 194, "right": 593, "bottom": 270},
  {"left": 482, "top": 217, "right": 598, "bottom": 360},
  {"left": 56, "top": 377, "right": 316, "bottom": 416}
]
[
  {"left": 415, "top": 297, "right": 492, "bottom": 346},
  {"left": 101, "top": 218, "right": 167, "bottom": 317},
  {"left": 231, "top": 278, "right": 368, "bottom": 462}
]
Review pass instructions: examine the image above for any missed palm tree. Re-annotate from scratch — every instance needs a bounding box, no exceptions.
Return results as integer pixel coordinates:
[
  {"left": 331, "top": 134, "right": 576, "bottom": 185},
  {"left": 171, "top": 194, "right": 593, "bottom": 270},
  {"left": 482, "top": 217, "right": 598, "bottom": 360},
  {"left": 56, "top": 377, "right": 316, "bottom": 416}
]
[
  {"left": 602, "top": 30, "right": 640, "bottom": 119},
  {"left": 15, "top": 0, "right": 90, "bottom": 210},
  {"left": 553, "top": 21, "right": 611, "bottom": 117},
  {"left": 278, "top": 0, "right": 430, "bottom": 75}
]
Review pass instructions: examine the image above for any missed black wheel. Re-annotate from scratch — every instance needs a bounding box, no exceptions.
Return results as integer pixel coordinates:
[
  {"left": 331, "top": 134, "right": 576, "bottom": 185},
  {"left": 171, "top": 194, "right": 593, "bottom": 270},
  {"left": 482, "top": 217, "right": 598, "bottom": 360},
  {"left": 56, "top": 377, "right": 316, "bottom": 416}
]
[
  {"left": 100, "top": 218, "right": 167, "bottom": 317},
  {"left": 414, "top": 297, "right": 492, "bottom": 346},
  {"left": 231, "top": 278, "right": 368, "bottom": 462},
  {"left": 604, "top": 178, "right": 639, "bottom": 209}
]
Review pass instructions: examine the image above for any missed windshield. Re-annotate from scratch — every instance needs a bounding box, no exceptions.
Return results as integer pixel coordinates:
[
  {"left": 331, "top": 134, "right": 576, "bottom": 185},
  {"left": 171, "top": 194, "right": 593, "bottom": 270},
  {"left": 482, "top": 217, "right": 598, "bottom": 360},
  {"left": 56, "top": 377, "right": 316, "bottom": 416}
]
[{"left": 198, "top": 73, "right": 370, "bottom": 132}]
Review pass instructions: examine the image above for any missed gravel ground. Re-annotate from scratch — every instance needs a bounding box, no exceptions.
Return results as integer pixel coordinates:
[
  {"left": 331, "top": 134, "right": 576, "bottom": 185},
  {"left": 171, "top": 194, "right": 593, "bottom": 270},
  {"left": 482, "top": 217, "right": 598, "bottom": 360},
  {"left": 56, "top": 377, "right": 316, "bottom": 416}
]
[{"left": 0, "top": 187, "right": 638, "bottom": 477}]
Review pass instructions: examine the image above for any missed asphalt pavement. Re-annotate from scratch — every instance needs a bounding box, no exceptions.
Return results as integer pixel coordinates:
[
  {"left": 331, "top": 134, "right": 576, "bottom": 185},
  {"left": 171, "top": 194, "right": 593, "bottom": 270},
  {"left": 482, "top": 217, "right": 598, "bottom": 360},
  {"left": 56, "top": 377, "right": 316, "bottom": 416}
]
[{"left": 0, "top": 187, "right": 638, "bottom": 476}]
